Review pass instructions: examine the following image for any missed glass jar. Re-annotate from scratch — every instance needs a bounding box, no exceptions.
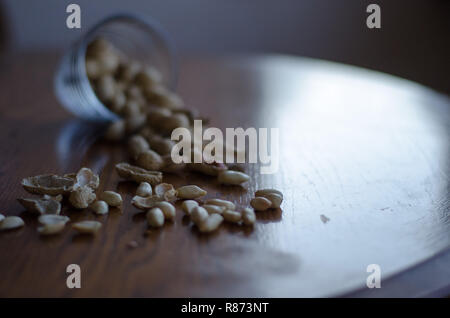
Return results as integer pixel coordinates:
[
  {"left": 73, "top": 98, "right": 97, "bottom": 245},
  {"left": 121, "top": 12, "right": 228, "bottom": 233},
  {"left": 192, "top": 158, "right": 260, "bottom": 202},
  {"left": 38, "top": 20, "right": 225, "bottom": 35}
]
[{"left": 54, "top": 13, "right": 177, "bottom": 121}]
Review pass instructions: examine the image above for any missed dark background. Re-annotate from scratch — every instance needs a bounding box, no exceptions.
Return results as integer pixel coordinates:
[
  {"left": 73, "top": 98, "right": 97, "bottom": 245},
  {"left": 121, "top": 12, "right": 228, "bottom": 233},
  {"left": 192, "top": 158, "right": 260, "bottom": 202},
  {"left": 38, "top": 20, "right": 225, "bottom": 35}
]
[{"left": 1, "top": 0, "right": 449, "bottom": 94}]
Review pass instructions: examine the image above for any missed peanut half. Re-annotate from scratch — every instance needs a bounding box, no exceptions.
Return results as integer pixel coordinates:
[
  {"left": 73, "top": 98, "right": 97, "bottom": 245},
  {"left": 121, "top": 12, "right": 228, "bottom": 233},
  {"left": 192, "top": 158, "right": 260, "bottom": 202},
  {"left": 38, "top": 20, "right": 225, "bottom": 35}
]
[
  {"left": 242, "top": 207, "right": 256, "bottom": 226},
  {"left": 36, "top": 215, "right": 67, "bottom": 238},
  {"left": 204, "top": 198, "right": 235, "bottom": 210},
  {"left": 255, "top": 189, "right": 283, "bottom": 208},
  {"left": 155, "top": 202, "right": 176, "bottom": 221},
  {"left": 203, "top": 204, "right": 226, "bottom": 215},
  {"left": 217, "top": 171, "right": 250, "bottom": 185},
  {"left": 181, "top": 200, "right": 199, "bottom": 215},
  {"left": 222, "top": 210, "right": 242, "bottom": 223},
  {"left": 250, "top": 197, "right": 272, "bottom": 211},
  {"left": 100, "top": 191, "right": 123, "bottom": 207},
  {"left": 72, "top": 220, "right": 102, "bottom": 234},
  {"left": 176, "top": 185, "right": 207, "bottom": 199},
  {"left": 198, "top": 214, "right": 224, "bottom": 233},
  {"left": 190, "top": 206, "right": 209, "bottom": 225},
  {"left": 91, "top": 200, "right": 109, "bottom": 215},
  {"left": 0, "top": 216, "right": 24, "bottom": 231},
  {"left": 146, "top": 208, "right": 165, "bottom": 227},
  {"left": 136, "top": 182, "right": 152, "bottom": 197}
]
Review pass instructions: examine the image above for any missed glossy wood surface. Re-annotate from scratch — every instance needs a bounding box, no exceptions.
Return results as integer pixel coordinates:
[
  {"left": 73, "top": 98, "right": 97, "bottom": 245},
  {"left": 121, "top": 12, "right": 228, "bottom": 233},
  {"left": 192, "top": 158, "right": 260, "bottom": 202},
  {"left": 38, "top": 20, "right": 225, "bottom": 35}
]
[{"left": 0, "top": 53, "right": 449, "bottom": 297}]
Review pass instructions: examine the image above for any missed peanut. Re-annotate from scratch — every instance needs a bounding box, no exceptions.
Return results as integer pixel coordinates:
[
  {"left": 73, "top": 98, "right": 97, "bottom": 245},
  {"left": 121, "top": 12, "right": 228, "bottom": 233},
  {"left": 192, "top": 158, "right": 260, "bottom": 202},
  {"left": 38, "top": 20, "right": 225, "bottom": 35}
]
[
  {"left": 135, "top": 66, "right": 162, "bottom": 88},
  {"left": 146, "top": 135, "right": 175, "bottom": 155},
  {"left": 91, "top": 200, "right": 109, "bottom": 215},
  {"left": 155, "top": 201, "right": 176, "bottom": 221},
  {"left": 136, "top": 182, "right": 152, "bottom": 197},
  {"left": 0, "top": 216, "right": 24, "bottom": 231},
  {"left": 217, "top": 170, "right": 250, "bottom": 185},
  {"left": 242, "top": 207, "right": 256, "bottom": 226},
  {"left": 72, "top": 220, "right": 102, "bottom": 234},
  {"left": 203, "top": 204, "right": 226, "bottom": 215},
  {"left": 85, "top": 58, "right": 101, "bottom": 79},
  {"left": 181, "top": 200, "right": 199, "bottom": 215},
  {"left": 198, "top": 214, "right": 224, "bottom": 233},
  {"left": 255, "top": 188, "right": 283, "bottom": 198},
  {"left": 110, "top": 90, "right": 126, "bottom": 113},
  {"left": 255, "top": 189, "right": 283, "bottom": 208},
  {"left": 176, "top": 185, "right": 207, "bottom": 199},
  {"left": 96, "top": 75, "right": 116, "bottom": 101},
  {"left": 204, "top": 198, "right": 235, "bottom": 210},
  {"left": 38, "top": 222, "right": 66, "bottom": 235},
  {"left": 222, "top": 210, "right": 242, "bottom": 223},
  {"left": 37, "top": 215, "right": 68, "bottom": 235},
  {"left": 146, "top": 208, "right": 164, "bottom": 227},
  {"left": 100, "top": 191, "right": 123, "bottom": 207},
  {"left": 190, "top": 206, "right": 208, "bottom": 225},
  {"left": 250, "top": 197, "right": 272, "bottom": 211},
  {"left": 125, "top": 114, "right": 146, "bottom": 133},
  {"left": 38, "top": 214, "right": 70, "bottom": 225}
]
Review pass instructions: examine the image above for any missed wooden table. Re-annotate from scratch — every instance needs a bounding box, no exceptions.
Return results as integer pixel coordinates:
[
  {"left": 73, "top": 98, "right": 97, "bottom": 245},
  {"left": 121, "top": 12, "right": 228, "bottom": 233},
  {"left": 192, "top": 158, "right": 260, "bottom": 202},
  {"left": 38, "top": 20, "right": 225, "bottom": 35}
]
[{"left": 0, "top": 53, "right": 449, "bottom": 297}]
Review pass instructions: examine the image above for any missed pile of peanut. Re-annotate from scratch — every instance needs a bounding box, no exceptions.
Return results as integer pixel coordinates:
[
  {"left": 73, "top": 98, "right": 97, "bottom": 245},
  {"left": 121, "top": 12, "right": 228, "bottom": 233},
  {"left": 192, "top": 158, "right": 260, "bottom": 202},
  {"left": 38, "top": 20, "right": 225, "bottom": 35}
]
[{"left": 1, "top": 38, "right": 283, "bottom": 236}]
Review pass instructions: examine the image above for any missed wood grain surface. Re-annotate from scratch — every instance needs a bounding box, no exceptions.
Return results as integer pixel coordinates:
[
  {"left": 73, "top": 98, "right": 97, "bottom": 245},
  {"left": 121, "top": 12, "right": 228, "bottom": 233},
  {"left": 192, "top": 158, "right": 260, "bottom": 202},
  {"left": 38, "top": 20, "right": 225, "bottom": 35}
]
[{"left": 0, "top": 53, "right": 449, "bottom": 297}]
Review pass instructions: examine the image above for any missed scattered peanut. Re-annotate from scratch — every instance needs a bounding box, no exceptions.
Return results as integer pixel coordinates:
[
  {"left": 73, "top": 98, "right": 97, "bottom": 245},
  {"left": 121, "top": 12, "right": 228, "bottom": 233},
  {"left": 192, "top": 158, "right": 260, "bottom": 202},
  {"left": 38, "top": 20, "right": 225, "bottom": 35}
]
[
  {"left": 72, "top": 220, "right": 102, "bottom": 234},
  {"left": 250, "top": 197, "right": 272, "bottom": 211},
  {"left": 146, "top": 208, "right": 165, "bottom": 227},
  {"left": 222, "top": 210, "right": 242, "bottom": 223},
  {"left": 190, "top": 206, "right": 208, "bottom": 225},
  {"left": 204, "top": 199, "right": 235, "bottom": 210},
  {"left": 242, "top": 207, "right": 256, "bottom": 226},
  {"left": 136, "top": 149, "right": 164, "bottom": 171},
  {"left": 181, "top": 200, "right": 199, "bottom": 215},
  {"left": 91, "top": 200, "right": 109, "bottom": 215},
  {"left": 217, "top": 170, "right": 250, "bottom": 185},
  {"left": 255, "top": 189, "right": 283, "bottom": 208},
  {"left": 198, "top": 214, "right": 224, "bottom": 233},
  {"left": 255, "top": 188, "right": 283, "bottom": 198},
  {"left": 0, "top": 216, "right": 24, "bottom": 231},
  {"left": 155, "top": 201, "right": 176, "bottom": 221},
  {"left": 38, "top": 223, "right": 66, "bottom": 235},
  {"left": 38, "top": 214, "right": 70, "bottom": 225},
  {"left": 203, "top": 204, "right": 226, "bottom": 215},
  {"left": 100, "top": 191, "right": 123, "bottom": 207},
  {"left": 136, "top": 182, "right": 152, "bottom": 197},
  {"left": 176, "top": 185, "right": 207, "bottom": 199}
]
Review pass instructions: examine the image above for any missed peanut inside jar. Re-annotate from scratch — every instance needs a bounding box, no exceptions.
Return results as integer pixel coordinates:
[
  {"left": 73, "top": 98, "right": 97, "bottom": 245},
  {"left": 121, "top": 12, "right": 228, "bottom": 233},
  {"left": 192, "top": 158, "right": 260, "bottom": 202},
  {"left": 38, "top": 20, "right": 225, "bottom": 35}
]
[{"left": 85, "top": 37, "right": 188, "bottom": 139}]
